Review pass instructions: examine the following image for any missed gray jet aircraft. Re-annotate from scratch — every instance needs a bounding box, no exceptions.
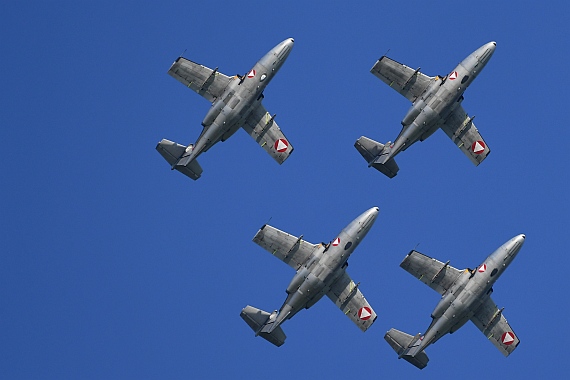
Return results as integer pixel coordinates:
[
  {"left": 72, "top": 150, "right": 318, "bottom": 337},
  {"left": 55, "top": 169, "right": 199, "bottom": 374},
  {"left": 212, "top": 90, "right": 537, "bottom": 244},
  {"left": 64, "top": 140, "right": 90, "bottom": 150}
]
[
  {"left": 385, "top": 234, "right": 525, "bottom": 369},
  {"left": 355, "top": 42, "right": 496, "bottom": 178},
  {"left": 156, "top": 38, "right": 295, "bottom": 180},
  {"left": 241, "top": 207, "right": 380, "bottom": 346}
]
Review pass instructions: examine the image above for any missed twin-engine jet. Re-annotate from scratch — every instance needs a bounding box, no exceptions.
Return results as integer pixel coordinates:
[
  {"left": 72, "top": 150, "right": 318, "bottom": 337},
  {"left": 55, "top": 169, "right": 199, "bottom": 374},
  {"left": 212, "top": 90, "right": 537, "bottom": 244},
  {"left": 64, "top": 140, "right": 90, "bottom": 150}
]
[
  {"left": 385, "top": 234, "right": 525, "bottom": 369},
  {"left": 355, "top": 42, "right": 497, "bottom": 178},
  {"left": 241, "top": 207, "right": 380, "bottom": 346},
  {"left": 156, "top": 38, "right": 295, "bottom": 180}
]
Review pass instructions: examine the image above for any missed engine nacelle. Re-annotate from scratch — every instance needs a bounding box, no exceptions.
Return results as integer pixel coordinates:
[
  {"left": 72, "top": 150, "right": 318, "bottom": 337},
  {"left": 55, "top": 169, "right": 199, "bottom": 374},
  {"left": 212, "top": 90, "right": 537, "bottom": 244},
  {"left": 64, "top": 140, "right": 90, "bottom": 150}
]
[
  {"left": 431, "top": 292, "right": 456, "bottom": 319},
  {"left": 286, "top": 267, "right": 309, "bottom": 294},
  {"left": 449, "top": 314, "right": 470, "bottom": 334},
  {"left": 202, "top": 98, "right": 224, "bottom": 127},
  {"left": 304, "top": 285, "right": 327, "bottom": 309},
  {"left": 401, "top": 103, "right": 422, "bottom": 126},
  {"left": 419, "top": 125, "right": 439, "bottom": 141}
]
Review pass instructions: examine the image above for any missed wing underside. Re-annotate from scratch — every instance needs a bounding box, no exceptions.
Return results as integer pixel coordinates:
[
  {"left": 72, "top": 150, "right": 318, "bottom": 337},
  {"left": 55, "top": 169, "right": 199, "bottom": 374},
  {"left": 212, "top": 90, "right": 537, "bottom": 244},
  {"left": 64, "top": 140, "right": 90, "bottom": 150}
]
[
  {"left": 471, "top": 296, "right": 520, "bottom": 356},
  {"left": 440, "top": 105, "right": 490, "bottom": 166},
  {"left": 326, "top": 271, "right": 377, "bottom": 332},
  {"left": 168, "top": 57, "right": 233, "bottom": 102},
  {"left": 400, "top": 250, "right": 463, "bottom": 295},
  {"left": 242, "top": 104, "right": 294, "bottom": 164},
  {"left": 370, "top": 56, "right": 434, "bottom": 102},
  {"left": 252, "top": 224, "right": 318, "bottom": 271}
]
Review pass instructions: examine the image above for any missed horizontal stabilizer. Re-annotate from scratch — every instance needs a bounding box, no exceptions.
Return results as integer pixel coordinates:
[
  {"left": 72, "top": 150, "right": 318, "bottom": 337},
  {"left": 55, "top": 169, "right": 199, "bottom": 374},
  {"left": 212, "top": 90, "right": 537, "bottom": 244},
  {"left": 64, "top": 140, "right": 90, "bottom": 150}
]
[
  {"left": 354, "top": 136, "right": 399, "bottom": 178},
  {"left": 385, "top": 328, "right": 429, "bottom": 369},
  {"left": 240, "top": 306, "right": 286, "bottom": 347},
  {"left": 156, "top": 139, "right": 203, "bottom": 180}
]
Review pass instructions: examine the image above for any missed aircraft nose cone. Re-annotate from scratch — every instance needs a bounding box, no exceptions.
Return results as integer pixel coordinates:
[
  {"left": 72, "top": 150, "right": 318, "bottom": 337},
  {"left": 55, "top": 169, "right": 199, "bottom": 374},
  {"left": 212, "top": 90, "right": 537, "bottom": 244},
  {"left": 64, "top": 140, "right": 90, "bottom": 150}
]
[
  {"left": 369, "top": 206, "right": 380, "bottom": 221},
  {"left": 290, "top": 38, "right": 294, "bottom": 43},
  {"left": 513, "top": 234, "right": 525, "bottom": 243},
  {"left": 473, "top": 42, "right": 496, "bottom": 64},
  {"left": 368, "top": 206, "right": 380, "bottom": 217},
  {"left": 503, "top": 234, "right": 525, "bottom": 254},
  {"left": 509, "top": 234, "right": 526, "bottom": 251}
]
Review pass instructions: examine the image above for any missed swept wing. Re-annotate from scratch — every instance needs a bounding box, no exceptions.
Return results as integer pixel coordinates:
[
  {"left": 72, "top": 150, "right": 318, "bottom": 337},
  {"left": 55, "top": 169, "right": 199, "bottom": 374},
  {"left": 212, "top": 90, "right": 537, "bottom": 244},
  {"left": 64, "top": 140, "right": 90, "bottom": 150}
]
[
  {"left": 370, "top": 56, "right": 434, "bottom": 103},
  {"left": 441, "top": 105, "right": 490, "bottom": 165},
  {"left": 242, "top": 104, "right": 294, "bottom": 164},
  {"left": 168, "top": 57, "right": 233, "bottom": 102},
  {"left": 471, "top": 296, "right": 520, "bottom": 356},
  {"left": 326, "top": 271, "right": 377, "bottom": 332},
  {"left": 400, "top": 250, "right": 463, "bottom": 295},
  {"left": 252, "top": 224, "right": 318, "bottom": 270}
]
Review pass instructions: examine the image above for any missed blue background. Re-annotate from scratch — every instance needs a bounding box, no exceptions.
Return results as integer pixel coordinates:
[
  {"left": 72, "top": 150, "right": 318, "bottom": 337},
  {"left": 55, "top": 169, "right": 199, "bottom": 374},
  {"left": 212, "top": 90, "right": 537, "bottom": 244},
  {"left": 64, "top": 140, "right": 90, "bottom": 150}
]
[{"left": 2, "top": 1, "right": 568, "bottom": 378}]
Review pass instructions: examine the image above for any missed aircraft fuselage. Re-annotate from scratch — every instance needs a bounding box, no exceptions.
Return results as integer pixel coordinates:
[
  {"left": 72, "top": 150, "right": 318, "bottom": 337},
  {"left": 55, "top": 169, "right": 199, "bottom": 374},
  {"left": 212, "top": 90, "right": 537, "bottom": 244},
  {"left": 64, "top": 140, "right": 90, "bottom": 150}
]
[
  {"left": 388, "top": 42, "right": 496, "bottom": 159},
  {"left": 270, "top": 207, "right": 379, "bottom": 328},
  {"left": 409, "top": 234, "right": 525, "bottom": 356},
  {"left": 184, "top": 38, "right": 294, "bottom": 162}
]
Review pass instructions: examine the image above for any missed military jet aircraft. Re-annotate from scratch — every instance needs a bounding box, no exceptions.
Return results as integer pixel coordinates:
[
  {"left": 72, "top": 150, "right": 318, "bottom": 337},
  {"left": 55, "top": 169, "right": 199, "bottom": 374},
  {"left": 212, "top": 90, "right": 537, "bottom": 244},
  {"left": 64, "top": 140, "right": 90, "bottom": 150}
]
[
  {"left": 355, "top": 42, "right": 497, "bottom": 178},
  {"left": 385, "top": 234, "right": 525, "bottom": 369},
  {"left": 156, "top": 38, "right": 295, "bottom": 180},
  {"left": 241, "top": 207, "right": 380, "bottom": 346}
]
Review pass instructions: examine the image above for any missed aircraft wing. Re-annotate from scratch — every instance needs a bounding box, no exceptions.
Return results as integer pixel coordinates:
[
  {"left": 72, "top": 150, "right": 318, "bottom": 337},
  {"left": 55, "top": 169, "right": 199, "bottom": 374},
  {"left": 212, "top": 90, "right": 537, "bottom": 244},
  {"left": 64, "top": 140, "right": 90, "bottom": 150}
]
[
  {"left": 326, "top": 271, "right": 377, "bottom": 332},
  {"left": 252, "top": 224, "right": 318, "bottom": 271},
  {"left": 168, "top": 57, "right": 233, "bottom": 102},
  {"left": 440, "top": 105, "right": 490, "bottom": 166},
  {"left": 242, "top": 103, "right": 294, "bottom": 164},
  {"left": 471, "top": 296, "right": 520, "bottom": 356},
  {"left": 400, "top": 250, "right": 463, "bottom": 295},
  {"left": 370, "top": 56, "right": 434, "bottom": 103}
]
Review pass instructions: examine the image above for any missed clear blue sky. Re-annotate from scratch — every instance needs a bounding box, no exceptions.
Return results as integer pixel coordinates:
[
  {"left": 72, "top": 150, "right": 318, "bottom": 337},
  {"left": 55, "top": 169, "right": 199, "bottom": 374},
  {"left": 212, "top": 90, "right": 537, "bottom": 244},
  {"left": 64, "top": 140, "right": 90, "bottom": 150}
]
[{"left": 2, "top": 1, "right": 568, "bottom": 378}]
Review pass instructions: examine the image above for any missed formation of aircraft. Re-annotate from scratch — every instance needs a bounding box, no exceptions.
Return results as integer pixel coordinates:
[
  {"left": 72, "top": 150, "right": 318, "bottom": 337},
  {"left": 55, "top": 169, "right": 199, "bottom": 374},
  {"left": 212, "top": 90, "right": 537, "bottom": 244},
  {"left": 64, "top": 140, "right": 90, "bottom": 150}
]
[
  {"left": 240, "top": 207, "right": 379, "bottom": 346},
  {"left": 156, "top": 39, "right": 525, "bottom": 368},
  {"left": 385, "top": 234, "right": 525, "bottom": 369},
  {"left": 156, "top": 38, "right": 295, "bottom": 180},
  {"left": 355, "top": 42, "right": 496, "bottom": 178}
]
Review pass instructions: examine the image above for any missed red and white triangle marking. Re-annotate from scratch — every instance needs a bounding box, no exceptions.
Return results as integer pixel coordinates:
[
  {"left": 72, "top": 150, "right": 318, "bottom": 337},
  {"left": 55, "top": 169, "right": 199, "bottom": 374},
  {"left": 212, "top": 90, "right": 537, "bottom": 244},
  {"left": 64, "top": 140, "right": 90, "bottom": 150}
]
[
  {"left": 471, "top": 140, "right": 486, "bottom": 154},
  {"left": 274, "top": 139, "right": 288, "bottom": 152},
  {"left": 358, "top": 307, "right": 372, "bottom": 320},
  {"left": 247, "top": 69, "right": 256, "bottom": 78},
  {"left": 332, "top": 237, "right": 341, "bottom": 246},
  {"left": 501, "top": 332, "right": 515, "bottom": 345},
  {"left": 478, "top": 264, "right": 487, "bottom": 273},
  {"left": 449, "top": 71, "right": 458, "bottom": 80}
]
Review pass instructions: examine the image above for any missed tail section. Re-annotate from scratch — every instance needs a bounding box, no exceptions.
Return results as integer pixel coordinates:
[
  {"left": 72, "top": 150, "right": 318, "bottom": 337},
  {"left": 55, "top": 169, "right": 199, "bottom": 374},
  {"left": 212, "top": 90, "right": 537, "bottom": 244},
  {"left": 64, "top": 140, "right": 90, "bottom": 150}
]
[
  {"left": 156, "top": 139, "right": 203, "bottom": 180},
  {"left": 240, "top": 306, "right": 286, "bottom": 347},
  {"left": 384, "top": 328, "right": 429, "bottom": 369},
  {"left": 354, "top": 136, "right": 399, "bottom": 178}
]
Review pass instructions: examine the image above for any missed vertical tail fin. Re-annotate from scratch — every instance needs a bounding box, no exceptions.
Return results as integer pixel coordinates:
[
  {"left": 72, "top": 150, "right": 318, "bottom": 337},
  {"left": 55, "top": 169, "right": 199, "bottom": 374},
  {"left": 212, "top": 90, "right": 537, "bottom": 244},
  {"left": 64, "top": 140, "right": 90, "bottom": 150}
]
[
  {"left": 384, "top": 328, "right": 429, "bottom": 369},
  {"left": 156, "top": 139, "right": 203, "bottom": 180},
  {"left": 354, "top": 136, "right": 399, "bottom": 178},
  {"left": 240, "top": 306, "right": 286, "bottom": 347}
]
